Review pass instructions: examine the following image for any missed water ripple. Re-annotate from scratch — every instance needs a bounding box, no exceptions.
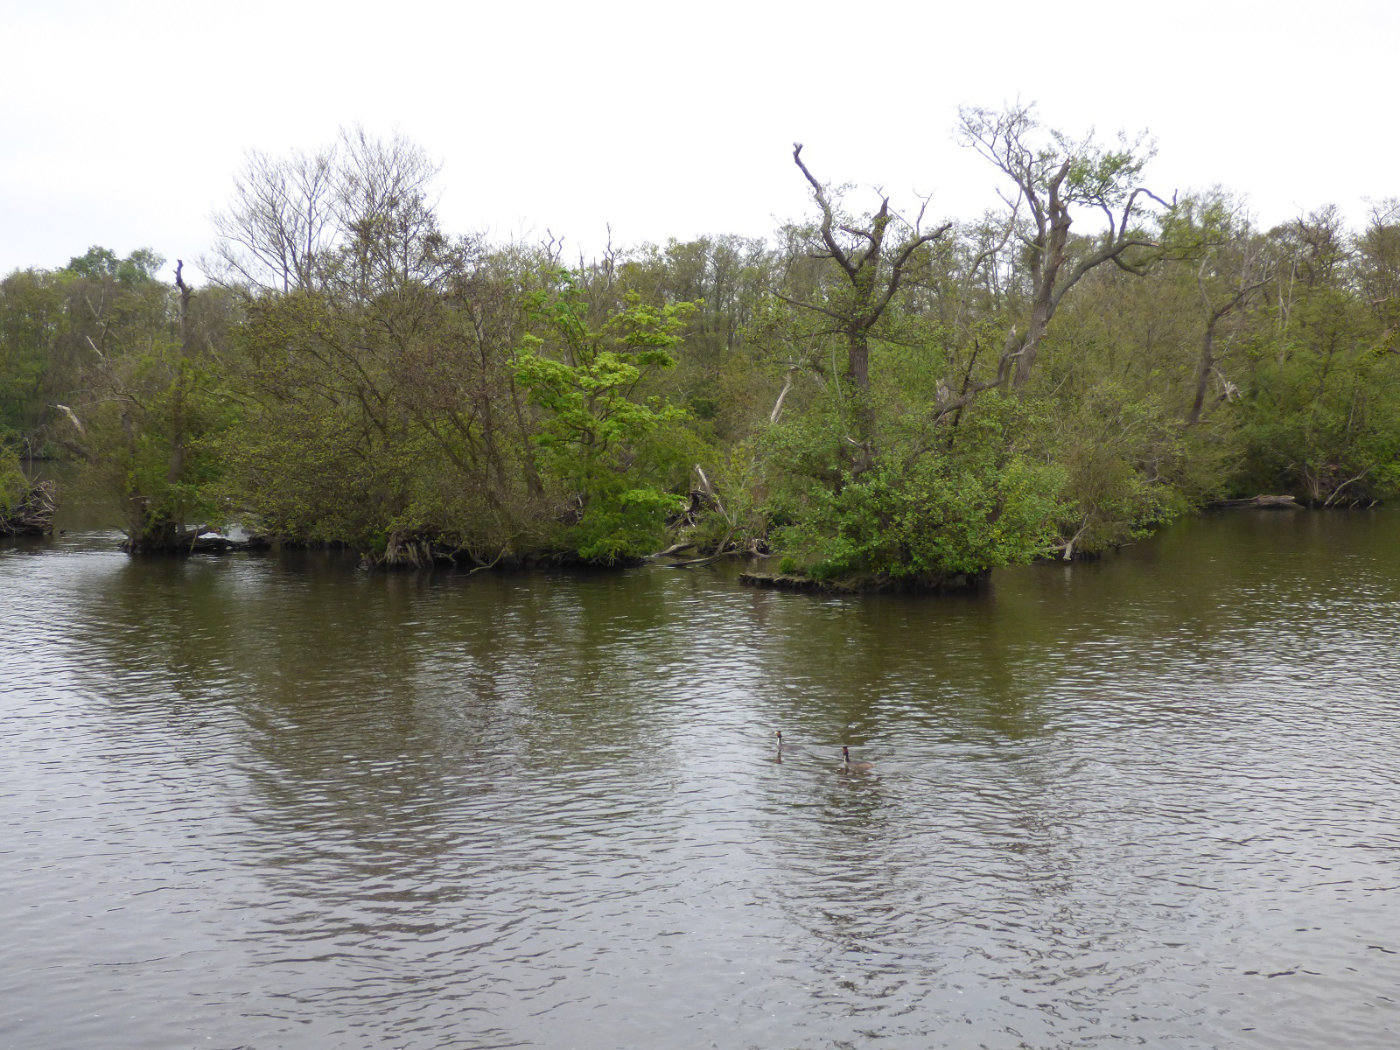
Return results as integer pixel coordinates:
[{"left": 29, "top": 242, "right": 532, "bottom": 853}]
[{"left": 2, "top": 512, "right": 1399, "bottom": 1047}]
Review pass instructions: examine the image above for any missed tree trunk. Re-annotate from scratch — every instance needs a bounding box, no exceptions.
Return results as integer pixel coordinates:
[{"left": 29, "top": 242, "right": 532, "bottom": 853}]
[
  {"left": 1187, "top": 321, "right": 1218, "bottom": 425},
  {"left": 168, "top": 260, "right": 195, "bottom": 535}
]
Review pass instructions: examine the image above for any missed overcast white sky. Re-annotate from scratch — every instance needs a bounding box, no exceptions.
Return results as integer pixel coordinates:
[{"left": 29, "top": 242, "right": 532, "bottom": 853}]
[{"left": 2, "top": 0, "right": 1397, "bottom": 280}]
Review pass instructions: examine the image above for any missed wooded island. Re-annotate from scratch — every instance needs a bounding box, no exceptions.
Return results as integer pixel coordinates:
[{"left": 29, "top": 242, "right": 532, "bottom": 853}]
[{"left": 3, "top": 107, "right": 1397, "bottom": 589}]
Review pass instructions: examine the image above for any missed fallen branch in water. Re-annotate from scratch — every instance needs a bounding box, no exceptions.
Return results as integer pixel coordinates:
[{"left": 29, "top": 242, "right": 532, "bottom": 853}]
[
  {"left": 1208, "top": 494, "right": 1300, "bottom": 510},
  {"left": 664, "top": 549, "right": 744, "bottom": 568},
  {"left": 648, "top": 540, "right": 696, "bottom": 559},
  {"left": 662, "top": 534, "right": 771, "bottom": 568}
]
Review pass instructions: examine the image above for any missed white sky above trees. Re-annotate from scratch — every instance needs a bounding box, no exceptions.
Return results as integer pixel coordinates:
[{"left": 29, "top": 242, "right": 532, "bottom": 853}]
[{"left": 2, "top": 0, "right": 1396, "bottom": 281}]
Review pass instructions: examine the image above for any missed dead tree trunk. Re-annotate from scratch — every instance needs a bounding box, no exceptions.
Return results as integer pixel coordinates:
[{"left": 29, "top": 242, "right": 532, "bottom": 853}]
[
  {"left": 787, "top": 144, "right": 951, "bottom": 458},
  {"left": 790, "top": 144, "right": 950, "bottom": 394},
  {"left": 168, "top": 260, "right": 194, "bottom": 535},
  {"left": 956, "top": 106, "right": 1166, "bottom": 396}
]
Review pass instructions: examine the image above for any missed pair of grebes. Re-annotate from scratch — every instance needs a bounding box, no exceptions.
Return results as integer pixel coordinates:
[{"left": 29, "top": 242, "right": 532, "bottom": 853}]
[{"left": 773, "top": 730, "right": 873, "bottom": 773}]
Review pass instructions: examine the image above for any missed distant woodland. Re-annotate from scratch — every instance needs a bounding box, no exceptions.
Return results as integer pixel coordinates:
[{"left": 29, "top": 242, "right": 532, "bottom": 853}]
[{"left": 3, "top": 107, "right": 1398, "bottom": 587}]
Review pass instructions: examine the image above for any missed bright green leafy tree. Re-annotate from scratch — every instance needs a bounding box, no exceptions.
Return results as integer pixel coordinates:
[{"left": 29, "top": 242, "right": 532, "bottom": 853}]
[{"left": 515, "top": 272, "right": 697, "bottom": 563}]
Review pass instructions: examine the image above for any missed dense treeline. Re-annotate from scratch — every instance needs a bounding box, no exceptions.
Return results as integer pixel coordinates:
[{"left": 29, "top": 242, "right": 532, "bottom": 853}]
[{"left": 2, "top": 111, "right": 1397, "bottom": 585}]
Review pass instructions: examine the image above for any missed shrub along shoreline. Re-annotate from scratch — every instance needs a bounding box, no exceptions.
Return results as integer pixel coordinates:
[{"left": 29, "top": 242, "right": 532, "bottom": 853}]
[{"left": 2, "top": 113, "right": 1396, "bottom": 590}]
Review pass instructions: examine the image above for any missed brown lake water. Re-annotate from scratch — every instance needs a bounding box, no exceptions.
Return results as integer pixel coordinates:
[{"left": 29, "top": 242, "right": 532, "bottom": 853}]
[{"left": 2, "top": 509, "right": 1399, "bottom": 1048}]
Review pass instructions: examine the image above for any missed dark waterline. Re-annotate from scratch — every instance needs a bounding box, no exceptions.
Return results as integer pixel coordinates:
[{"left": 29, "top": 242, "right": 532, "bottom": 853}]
[{"left": 2, "top": 510, "right": 1398, "bottom": 1048}]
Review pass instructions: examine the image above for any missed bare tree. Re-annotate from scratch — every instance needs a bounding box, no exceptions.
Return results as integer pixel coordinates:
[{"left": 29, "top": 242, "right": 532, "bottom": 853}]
[
  {"left": 208, "top": 127, "right": 452, "bottom": 302},
  {"left": 208, "top": 146, "right": 337, "bottom": 293},
  {"left": 787, "top": 144, "right": 953, "bottom": 395},
  {"left": 331, "top": 128, "right": 453, "bottom": 300},
  {"left": 1356, "top": 200, "right": 1400, "bottom": 321},
  {"left": 957, "top": 104, "right": 1169, "bottom": 391}
]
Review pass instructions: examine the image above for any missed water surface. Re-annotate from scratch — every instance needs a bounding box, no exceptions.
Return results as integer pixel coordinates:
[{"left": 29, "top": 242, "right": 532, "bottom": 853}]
[{"left": 2, "top": 510, "right": 1398, "bottom": 1048}]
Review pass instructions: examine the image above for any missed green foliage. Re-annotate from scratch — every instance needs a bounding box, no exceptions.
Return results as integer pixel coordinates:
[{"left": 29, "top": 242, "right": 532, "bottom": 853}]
[
  {"left": 0, "top": 247, "right": 174, "bottom": 453},
  {"left": 1061, "top": 145, "right": 1148, "bottom": 206},
  {"left": 0, "top": 272, "right": 55, "bottom": 442},
  {"left": 960, "top": 103, "right": 1152, "bottom": 210},
  {"left": 80, "top": 344, "right": 236, "bottom": 542},
  {"left": 569, "top": 487, "right": 686, "bottom": 564},
  {"left": 515, "top": 273, "right": 696, "bottom": 562},
  {"left": 225, "top": 286, "right": 530, "bottom": 561},
  {"left": 761, "top": 396, "right": 1065, "bottom": 584},
  {"left": 1236, "top": 344, "right": 1400, "bottom": 504},
  {"left": 2, "top": 125, "right": 1399, "bottom": 583},
  {"left": 0, "top": 247, "right": 239, "bottom": 548},
  {"left": 1157, "top": 192, "right": 1246, "bottom": 259},
  {"left": 771, "top": 452, "right": 1064, "bottom": 584},
  {"left": 0, "top": 443, "right": 29, "bottom": 517},
  {"left": 1032, "top": 375, "right": 1201, "bottom": 554},
  {"left": 683, "top": 439, "right": 769, "bottom": 554},
  {"left": 1224, "top": 222, "right": 1400, "bottom": 506},
  {"left": 65, "top": 246, "right": 163, "bottom": 285}
]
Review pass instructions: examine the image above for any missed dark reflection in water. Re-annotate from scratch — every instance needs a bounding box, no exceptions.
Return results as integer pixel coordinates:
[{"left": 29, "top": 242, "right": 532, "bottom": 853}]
[{"left": 2, "top": 510, "right": 1399, "bottom": 1048}]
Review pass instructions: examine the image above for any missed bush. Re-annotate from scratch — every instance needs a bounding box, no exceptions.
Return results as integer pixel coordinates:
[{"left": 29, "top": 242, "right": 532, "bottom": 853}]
[
  {"left": 1236, "top": 347, "right": 1400, "bottom": 505},
  {"left": 0, "top": 444, "right": 28, "bottom": 518}
]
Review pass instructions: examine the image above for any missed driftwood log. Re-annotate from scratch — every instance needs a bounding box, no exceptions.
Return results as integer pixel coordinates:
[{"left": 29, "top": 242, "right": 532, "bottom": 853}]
[
  {"left": 739, "top": 569, "right": 985, "bottom": 594},
  {"left": 1209, "top": 494, "right": 1301, "bottom": 510},
  {"left": 121, "top": 529, "right": 271, "bottom": 555}
]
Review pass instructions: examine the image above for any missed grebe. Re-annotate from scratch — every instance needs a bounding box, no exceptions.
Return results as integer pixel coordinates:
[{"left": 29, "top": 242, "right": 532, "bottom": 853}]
[{"left": 841, "top": 745, "right": 872, "bottom": 772}]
